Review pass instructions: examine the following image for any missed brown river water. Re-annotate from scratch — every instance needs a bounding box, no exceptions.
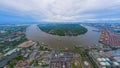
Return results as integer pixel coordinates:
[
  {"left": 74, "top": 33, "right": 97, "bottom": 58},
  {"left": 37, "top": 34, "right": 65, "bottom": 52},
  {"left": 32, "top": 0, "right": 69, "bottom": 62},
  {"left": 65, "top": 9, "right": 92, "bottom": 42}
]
[{"left": 26, "top": 24, "right": 101, "bottom": 49}]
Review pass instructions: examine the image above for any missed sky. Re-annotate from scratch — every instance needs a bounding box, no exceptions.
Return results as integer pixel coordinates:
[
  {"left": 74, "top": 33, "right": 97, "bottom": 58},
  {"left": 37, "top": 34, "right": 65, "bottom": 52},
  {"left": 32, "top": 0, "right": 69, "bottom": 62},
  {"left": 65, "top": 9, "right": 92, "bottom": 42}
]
[{"left": 0, "top": 0, "right": 120, "bottom": 23}]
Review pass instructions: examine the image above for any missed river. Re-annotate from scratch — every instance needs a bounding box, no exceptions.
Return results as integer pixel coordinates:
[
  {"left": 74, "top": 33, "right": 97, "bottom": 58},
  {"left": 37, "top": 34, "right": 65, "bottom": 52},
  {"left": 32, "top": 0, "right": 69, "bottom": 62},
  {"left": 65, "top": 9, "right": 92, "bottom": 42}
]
[{"left": 26, "top": 24, "right": 101, "bottom": 49}]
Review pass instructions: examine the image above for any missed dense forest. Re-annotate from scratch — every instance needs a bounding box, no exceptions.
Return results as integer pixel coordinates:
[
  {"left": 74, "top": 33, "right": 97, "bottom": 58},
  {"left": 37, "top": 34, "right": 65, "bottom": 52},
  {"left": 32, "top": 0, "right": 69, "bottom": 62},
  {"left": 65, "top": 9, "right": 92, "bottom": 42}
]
[{"left": 38, "top": 24, "right": 88, "bottom": 36}]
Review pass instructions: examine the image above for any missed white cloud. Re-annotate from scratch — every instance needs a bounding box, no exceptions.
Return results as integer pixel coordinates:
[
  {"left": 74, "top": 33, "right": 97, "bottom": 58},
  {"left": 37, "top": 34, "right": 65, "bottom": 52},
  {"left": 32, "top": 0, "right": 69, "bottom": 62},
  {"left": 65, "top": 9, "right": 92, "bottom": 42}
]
[{"left": 0, "top": 0, "right": 120, "bottom": 22}]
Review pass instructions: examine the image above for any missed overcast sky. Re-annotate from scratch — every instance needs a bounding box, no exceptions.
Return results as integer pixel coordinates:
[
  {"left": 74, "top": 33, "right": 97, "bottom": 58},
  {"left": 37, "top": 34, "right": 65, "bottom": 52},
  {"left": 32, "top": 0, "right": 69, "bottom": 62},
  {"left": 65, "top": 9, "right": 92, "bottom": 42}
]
[{"left": 0, "top": 0, "right": 120, "bottom": 23}]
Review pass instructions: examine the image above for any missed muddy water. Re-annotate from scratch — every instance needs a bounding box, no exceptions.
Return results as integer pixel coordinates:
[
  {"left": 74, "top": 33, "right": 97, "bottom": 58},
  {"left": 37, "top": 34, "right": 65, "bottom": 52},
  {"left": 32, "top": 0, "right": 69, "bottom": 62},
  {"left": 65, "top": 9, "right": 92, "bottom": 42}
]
[{"left": 26, "top": 24, "right": 100, "bottom": 49}]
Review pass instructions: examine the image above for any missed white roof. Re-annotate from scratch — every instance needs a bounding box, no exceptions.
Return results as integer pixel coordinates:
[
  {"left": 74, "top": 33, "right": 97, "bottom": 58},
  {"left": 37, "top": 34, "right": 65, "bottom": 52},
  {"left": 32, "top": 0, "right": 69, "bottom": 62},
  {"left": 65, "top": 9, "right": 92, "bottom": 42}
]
[
  {"left": 102, "top": 58, "right": 106, "bottom": 61},
  {"left": 105, "top": 62, "right": 110, "bottom": 65},
  {"left": 84, "top": 61, "right": 89, "bottom": 66},
  {"left": 97, "top": 58, "right": 108, "bottom": 61},
  {"left": 97, "top": 58, "right": 102, "bottom": 61},
  {"left": 113, "top": 62, "right": 119, "bottom": 65},
  {"left": 100, "top": 62, "right": 111, "bottom": 66},
  {"left": 105, "top": 58, "right": 110, "bottom": 61},
  {"left": 100, "top": 62, "right": 106, "bottom": 66},
  {"left": 114, "top": 57, "right": 120, "bottom": 62}
]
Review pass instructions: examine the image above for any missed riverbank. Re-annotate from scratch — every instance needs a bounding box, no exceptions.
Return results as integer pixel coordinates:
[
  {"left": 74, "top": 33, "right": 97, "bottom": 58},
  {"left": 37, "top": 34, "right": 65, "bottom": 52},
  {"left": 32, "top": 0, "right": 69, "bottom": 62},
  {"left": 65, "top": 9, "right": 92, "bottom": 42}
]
[{"left": 26, "top": 24, "right": 100, "bottom": 49}]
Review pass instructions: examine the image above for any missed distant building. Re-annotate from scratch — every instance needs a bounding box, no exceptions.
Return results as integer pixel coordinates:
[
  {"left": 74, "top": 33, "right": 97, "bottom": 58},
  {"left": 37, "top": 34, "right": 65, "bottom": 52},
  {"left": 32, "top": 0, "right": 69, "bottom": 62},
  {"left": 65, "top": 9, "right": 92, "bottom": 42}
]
[
  {"left": 0, "top": 30, "right": 6, "bottom": 33},
  {"left": 0, "top": 38, "right": 3, "bottom": 42},
  {"left": 8, "top": 36, "right": 21, "bottom": 42}
]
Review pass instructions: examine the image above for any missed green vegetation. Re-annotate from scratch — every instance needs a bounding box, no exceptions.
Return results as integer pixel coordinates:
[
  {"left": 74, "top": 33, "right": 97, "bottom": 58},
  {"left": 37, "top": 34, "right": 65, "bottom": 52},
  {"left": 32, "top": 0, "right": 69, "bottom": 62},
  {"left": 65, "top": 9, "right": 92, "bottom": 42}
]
[
  {"left": 0, "top": 25, "right": 28, "bottom": 53},
  {"left": 0, "top": 36, "right": 27, "bottom": 53},
  {"left": 86, "top": 53, "right": 98, "bottom": 68},
  {"left": 0, "top": 45, "right": 7, "bottom": 52},
  {"left": 71, "top": 62, "right": 76, "bottom": 68},
  {"left": 38, "top": 24, "right": 88, "bottom": 36},
  {"left": 41, "top": 64, "right": 49, "bottom": 67},
  {"left": 7, "top": 55, "right": 24, "bottom": 68},
  {"left": 39, "top": 46, "right": 51, "bottom": 51},
  {"left": 29, "top": 60, "right": 39, "bottom": 66},
  {"left": 74, "top": 47, "right": 98, "bottom": 68},
  {"left": 74, "top": 47, "right": 87, "bottom": 58},
  {"left": 10, "top": 36, "right": 28, "bottom": 47},
  {"left": 34, "top": 60, "right": 39, "bottom": 66},
  {"left": 71, "top": 60, "right": 82, "bottom": 68},
  {"left": 0, "top": 25, "right": 27, "bottom": 38},
  {"left": 29, "top": 60, "right": 34, "bottom": 66}
]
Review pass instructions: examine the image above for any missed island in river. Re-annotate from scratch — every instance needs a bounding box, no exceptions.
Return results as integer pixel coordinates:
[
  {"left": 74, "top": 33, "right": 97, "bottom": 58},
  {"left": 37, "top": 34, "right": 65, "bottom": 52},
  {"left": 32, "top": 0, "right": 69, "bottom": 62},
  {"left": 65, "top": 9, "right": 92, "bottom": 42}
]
[
  {"left": 26, "top": 24, "right": 101, "bottom": 49},
  {"left": 38, "top": 24, "right": 88, "bottom": 36}
]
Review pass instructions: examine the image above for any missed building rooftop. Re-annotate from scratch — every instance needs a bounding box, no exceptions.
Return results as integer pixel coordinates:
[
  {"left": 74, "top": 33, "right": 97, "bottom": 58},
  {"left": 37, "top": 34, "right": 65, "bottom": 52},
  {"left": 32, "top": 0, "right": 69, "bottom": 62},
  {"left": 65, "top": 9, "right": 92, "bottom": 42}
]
[
  {"left": 100, "top": 62, "right": 106, "bottom": 66},
  {"left": 114, "top": 57, "right": 120, "bottom": 62},
  {"left": 100, "top": 62, "right": 110, "bottom": 66},
  {"left": 113, "top": 62, "right": 119, "bottom": 65},
  {"left": 97, "top": 58, "right": 110, "bottom": 62},
  {"left": 4, "top": 48, "right": 20, "bottom": 56}
]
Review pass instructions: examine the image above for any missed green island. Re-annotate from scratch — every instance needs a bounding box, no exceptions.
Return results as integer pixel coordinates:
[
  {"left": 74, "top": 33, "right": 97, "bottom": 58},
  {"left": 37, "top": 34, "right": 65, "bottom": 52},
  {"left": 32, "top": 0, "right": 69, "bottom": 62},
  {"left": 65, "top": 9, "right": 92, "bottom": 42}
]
[{"left": 38, "top": 24, "right": 88, "bottom": 36}]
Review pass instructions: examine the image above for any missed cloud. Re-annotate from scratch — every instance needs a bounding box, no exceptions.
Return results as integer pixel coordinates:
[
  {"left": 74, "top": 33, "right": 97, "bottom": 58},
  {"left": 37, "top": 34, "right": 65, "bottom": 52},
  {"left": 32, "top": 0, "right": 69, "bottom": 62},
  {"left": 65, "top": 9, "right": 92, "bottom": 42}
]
[{"left": 0, "top": 0, "right": 120, "bottom": 22}]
